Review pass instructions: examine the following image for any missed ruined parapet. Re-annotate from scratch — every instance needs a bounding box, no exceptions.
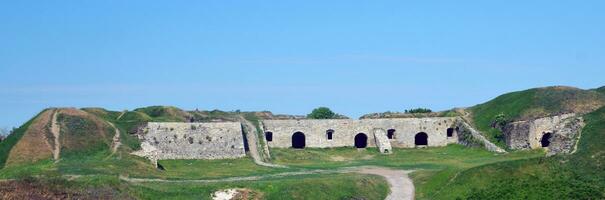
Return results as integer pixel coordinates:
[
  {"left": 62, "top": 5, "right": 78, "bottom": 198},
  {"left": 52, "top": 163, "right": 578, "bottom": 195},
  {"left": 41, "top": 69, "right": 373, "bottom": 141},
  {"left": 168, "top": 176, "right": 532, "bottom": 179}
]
[
  {"left": 132, "top": 122, "right": 246, "bottom": 162},
  {"left": 502, "top": 113, "right": 585, "bottom": 155},
  {"left": 373, "top": 128, "right": 392, "bottom": 154},
  {"left": 455, "top": 118, "right": 506, "bottom": 153}
]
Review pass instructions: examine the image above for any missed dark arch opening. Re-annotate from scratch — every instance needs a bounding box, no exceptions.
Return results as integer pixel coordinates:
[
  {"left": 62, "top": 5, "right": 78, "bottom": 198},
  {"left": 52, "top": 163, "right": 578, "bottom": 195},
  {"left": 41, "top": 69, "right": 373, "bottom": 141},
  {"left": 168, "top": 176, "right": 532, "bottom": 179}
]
[
  {"left": 415, "top": 132, "right": 428, "bottom": 146},
  {"left": 292, "top": 132, "right": 305, "bottom": 149},
  {"left": 541, "top": 132, "right": 552, "bottom": 147},
  {"left": 447, "top": 128, "right": 454, "bottom": 137},
  {"left": 326, "top": 129, "right": 334, "bottom": 140},
  {"left": 265, "top": 131, "right": 273, "bottom": 142},
  {"left": 354, "top": 133, "right": 368, "bottom": 148},
  {"left": 387, "top": 129, "right": 396, "bottom": 139}
]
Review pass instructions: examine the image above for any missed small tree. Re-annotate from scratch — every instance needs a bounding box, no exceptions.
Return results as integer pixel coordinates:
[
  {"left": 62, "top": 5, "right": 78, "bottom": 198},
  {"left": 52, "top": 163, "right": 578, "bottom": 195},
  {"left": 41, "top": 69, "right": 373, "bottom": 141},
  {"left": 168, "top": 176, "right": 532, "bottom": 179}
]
[
  {"left": 307, "top": 107, "right": 336, "bottom": 119},
  {"left": 492, "top": 113, "right": 509, "bottom": 128}
]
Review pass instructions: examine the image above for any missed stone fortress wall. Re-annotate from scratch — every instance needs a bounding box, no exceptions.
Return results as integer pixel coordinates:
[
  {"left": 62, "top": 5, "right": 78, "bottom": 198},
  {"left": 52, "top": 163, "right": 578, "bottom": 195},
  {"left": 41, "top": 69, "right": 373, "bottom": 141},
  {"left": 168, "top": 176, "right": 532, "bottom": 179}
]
[
  {"left": 133, "top": 122, "right": 246, "bottom": 162},
  {"left": 261, "top": 118, "right": 460, "bottom": 151},
  {"left": 132, "top": 114, "right": 583, "bottom": 162}
]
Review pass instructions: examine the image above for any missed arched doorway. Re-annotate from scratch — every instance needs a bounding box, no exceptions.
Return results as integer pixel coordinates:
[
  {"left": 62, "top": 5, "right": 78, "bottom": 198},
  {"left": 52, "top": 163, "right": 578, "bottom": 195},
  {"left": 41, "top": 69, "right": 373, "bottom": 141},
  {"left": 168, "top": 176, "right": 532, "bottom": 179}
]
[
  {"left": 292, "top": 132, "right": 305, "bottom": 149},
  {"left": 447, "top": 128, "right": 454, "bottom": 137},
  {"left": 540, "top": 132, "right": 552, "bottom": 147},
  {"left": 265, "top": 131, "right": 273, "bottom": 142},
  {"left": 415, "top": 132, "right": 428, "bottom": 146},
  {"left": 387, "top": 129, "right": 396, "bottom": 139},
  {"left": 354, "top": 133, "right": 368, "bottom": 148}
]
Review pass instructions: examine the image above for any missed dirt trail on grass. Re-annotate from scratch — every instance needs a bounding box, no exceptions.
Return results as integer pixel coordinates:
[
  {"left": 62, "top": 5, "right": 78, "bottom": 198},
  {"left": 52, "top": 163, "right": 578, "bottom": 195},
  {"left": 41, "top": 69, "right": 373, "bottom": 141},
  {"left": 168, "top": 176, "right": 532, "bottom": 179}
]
[
  {"left": 357, "top": 167, "right": 414, "bottom": 200},
  {"left": 238, "top": 116, "right": 285, "bottom": 168},
  {"left": 116, "top": 111, "right": 126, "bottom": 120},
  {"left": 120, "top": 166, "right": 413, "bottom": 200},
  {"left": 121, "top": 169, "right": 341, "bottom": 183},
  {"left": 107, "top": 122, "right": 121, "bottom": 154},
  {"left": 51, "top": 110, "right": 61, "bottom": 161}
]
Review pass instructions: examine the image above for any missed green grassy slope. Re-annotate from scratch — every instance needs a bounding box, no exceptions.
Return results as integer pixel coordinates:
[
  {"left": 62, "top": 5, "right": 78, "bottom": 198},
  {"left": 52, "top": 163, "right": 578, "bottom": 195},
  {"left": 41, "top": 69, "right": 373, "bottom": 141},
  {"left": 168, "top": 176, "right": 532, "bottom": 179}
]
[
  {"left": 133, "top": 106, "right": 190, "bottom": 122},
  {"left": 595, "top": 86, "right": 605, "bottom": 95},
  {"left": 56, "top": 113, "right": 112, "bottom": 157},
  {"left": 470, "top": 86, "right": 605, "bottom": 147},
  {"left": 0, "top": 110, "right": 47, "bottom": 169},
  {"left": 430, "top": 106, "right": 605, "bottom": 199}
]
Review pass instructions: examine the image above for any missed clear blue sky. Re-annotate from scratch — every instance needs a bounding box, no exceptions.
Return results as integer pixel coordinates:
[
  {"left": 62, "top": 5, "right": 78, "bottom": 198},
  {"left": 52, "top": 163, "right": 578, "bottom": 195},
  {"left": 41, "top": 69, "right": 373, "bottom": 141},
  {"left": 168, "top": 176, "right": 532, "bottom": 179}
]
[{"left": 1, "top": 1, "right": 604, "bottom": 129}]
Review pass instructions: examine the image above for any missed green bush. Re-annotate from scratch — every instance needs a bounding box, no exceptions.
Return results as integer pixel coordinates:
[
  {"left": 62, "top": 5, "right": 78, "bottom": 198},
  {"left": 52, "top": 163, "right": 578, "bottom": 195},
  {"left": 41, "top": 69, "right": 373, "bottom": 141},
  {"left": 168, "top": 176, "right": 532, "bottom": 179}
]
[
  {"left": 406, "top": 108, "right": 432, "bottom": 113},
  {"left": 307, "top": 107, "right": 337, "bottom": 119}
]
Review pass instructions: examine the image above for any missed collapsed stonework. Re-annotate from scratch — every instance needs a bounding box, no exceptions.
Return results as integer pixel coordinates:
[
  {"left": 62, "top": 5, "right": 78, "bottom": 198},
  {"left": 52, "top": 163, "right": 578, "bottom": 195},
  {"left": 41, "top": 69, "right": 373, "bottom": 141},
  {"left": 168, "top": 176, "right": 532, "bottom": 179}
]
[
  {"left": 455, "top": 119, "right": 506, "bottom": 153},
  {"left": 503, "top": 113, "right": 585, "bottom": 155},
  {"left": 133, "top": 122, "right": 246, "bottom": 164}
]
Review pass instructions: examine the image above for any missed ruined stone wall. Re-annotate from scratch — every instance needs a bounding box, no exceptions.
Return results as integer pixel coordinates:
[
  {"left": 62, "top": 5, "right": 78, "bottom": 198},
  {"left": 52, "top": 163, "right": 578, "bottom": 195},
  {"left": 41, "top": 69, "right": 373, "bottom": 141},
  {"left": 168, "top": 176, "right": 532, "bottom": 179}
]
[
  {"left": 455, "top": 119, "right": 506, "bottom": 153},
  {"left": 133, "top": 122, "right": 246, "bottom": 161},
  {"left": 261, "top": 118, "right": 458, "bottom": 148},
  {"left": 503, "top": 113, "right": 584, "bottom": 154}
]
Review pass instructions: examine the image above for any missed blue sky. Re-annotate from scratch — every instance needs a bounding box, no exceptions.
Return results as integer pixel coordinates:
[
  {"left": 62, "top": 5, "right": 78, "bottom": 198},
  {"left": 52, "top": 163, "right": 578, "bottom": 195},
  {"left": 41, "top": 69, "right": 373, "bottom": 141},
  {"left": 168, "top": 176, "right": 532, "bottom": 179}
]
[{"left": 1, "top": 1, "right": 604, "bottom": 129}]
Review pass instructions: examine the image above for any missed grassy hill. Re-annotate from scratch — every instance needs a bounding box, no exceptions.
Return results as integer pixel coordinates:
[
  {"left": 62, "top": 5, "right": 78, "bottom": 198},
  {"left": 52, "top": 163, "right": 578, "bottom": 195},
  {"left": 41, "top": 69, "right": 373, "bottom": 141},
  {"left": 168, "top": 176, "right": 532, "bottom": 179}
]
[
  {"left": 429, "top": 106, "right": 605, "bottom": 199},
  {"left": 0, "top": 110, "right": 50, "bottom": 169},
  {"left": 470, "top": 86, "right": 605, "bottom": 147},
  {"left": 594, "top": 86, "right": 605, "bottom": 95},
  {"left": 133, "top": 106, "right": 191, "bottom": 122},
  {"left": 56, "top": 109, "right": 114, "bottom": 158}
]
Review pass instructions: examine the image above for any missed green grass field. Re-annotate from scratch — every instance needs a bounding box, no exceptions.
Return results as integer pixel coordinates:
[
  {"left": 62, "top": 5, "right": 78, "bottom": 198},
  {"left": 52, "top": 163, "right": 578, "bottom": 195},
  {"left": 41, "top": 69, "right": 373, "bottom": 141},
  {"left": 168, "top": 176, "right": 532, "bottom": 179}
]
[
  {"left": 270, "top": 145, "right": 543, "bottom": 199},
  {"left": 0, "top": 141, "right": 544, "bottom": 199},
  {"left": 127, "top": 173, "right": 389, "bottom": 200}
]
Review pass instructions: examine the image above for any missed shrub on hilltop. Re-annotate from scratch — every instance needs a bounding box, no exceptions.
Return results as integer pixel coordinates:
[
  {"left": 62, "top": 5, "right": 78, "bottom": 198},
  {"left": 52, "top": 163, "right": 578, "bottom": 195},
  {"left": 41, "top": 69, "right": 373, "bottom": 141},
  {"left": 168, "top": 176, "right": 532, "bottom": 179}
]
[{"left": 307, "top": 107, "right": 345, "bottom": 119}]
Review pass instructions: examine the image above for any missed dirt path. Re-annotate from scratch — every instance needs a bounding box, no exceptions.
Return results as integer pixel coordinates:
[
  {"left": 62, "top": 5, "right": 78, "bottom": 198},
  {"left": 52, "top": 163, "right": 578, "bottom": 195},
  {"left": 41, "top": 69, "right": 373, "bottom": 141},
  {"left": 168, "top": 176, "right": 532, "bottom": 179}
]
[
  {"left": 357, "top": 167, "right": 415, "bottom": 200},
  {"left": 107, "top": 122, "right": 121, "bottom": 154},
  {"left": 116, "top": 111, "right": 126, "bottom": 120},
  {"left": 121, "top": 166, "right": 413, "bottom": 200},
  {"left": 50, "top": 110, "right": 61, "bottom": 161},
  {"left": 121, "top": 169, "right": 341, "bottom": 183},
  {"left": 238, "top": 117, "right": 285, "bottom": 168}
]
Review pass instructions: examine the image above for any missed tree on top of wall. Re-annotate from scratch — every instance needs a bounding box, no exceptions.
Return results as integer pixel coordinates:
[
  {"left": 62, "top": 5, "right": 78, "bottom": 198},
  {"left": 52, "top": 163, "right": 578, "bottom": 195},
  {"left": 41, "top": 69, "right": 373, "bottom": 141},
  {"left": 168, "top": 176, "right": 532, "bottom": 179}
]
[
  {"left": 307, "top": 107, "right": 337, "bottom": 119},
  {"left": 405, "top": 108, "right": 433, "bottom": 114}
]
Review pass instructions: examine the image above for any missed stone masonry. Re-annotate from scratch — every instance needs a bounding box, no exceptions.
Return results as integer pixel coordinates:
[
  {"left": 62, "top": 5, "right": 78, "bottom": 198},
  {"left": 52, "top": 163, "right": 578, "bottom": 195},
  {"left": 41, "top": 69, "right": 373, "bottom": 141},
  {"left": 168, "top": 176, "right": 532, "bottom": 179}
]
[
  {"left": 503, "top": 113, "right": 585, "bottom": 154},
  {"left": 261, "top": 118, "right": 459, "bottom": 149},
  {"left": 133, "top": 122, "right": 246, "bottom": 164},
  {"left": 131, "top": 117, "right": 530, "bottom": 163},
  {"left": 373, "top": 128, "right": 392, "bottom": 154}
]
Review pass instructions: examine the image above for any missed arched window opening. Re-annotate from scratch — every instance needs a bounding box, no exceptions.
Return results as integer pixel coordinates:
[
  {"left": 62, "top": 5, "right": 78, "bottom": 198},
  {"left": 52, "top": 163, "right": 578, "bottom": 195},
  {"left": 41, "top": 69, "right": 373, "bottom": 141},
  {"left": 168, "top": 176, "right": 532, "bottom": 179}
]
[
  {"left": 415, "top": 132, "right": 428, "bottom": 146},
  {"left": 326, "top": 129, "right": 334, "bottom": 140},
  {"left": 354, "top": 133, "right": 368, "bottom": 148},
  {"left": 292, "top": 132, "right": 306, "bottom": 149},
  {"left": 265, "top": 131, "right": 273, "bottom": 142},
  {"left": 387, "top": 129, "right": 396, "bottom": 139}
]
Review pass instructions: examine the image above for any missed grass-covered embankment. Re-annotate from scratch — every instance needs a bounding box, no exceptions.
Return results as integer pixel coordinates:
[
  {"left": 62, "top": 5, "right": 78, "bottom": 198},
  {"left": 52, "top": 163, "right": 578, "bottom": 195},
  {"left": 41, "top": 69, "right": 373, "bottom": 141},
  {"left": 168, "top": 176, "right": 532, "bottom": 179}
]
[
  {"left": 427, "top": 106, "right": 605, "bottom": 199},
  {"left": 470, "top": 86, "right": 605, "bottom": 148}
]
